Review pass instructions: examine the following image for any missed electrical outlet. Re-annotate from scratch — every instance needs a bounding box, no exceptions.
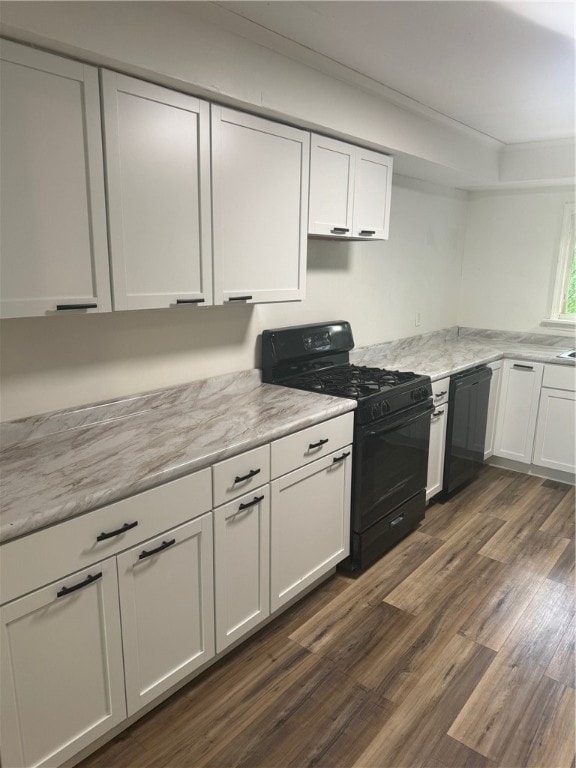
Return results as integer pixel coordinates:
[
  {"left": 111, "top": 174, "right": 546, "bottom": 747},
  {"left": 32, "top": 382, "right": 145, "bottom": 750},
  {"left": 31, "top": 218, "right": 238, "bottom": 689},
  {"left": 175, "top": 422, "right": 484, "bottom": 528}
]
[{"left": 415, "top": 312, "right": 421, "bottom": 327}]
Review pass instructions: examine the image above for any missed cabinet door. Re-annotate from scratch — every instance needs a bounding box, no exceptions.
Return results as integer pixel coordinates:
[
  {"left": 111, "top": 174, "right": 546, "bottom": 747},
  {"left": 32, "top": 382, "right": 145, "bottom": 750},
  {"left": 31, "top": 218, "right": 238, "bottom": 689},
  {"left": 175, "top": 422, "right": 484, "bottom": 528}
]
[
  {"left": 118, "top": 514, "right": 214, "bottom": 716},
  {"left": 484, "top": 361, "right": 502, "bottom": 459},
  {"left": 0, "top": 560, "right": 125, "bottom": 768},
  {"left": 0, "top": 40, "right": 111, "bottom": 318},
  {"left": 270, "top": 448, "right": 352, "bottom": 612},
  {"left": 308, "top": 134, "right": 355, "bottom": 237},
  {"left": 353, "top": 147, "right": 393, "bottom": 239},
  {"left": 493, "top": 360, "right": 544, "bottom": 464},
  {"left": 214, "top": 487, "right": 270, "bottom": 652},
  {"left": 101, "top": 72, "right": 212, "bottom": 310},
  {"left": 426, "top": 406, "right": 448, "bottom": 501},
  {"left": 211, "top": 106, "right": 309, "bottom": 304},
  {"left": 533, "top": 388, "right": 576, "bottom": 473}
]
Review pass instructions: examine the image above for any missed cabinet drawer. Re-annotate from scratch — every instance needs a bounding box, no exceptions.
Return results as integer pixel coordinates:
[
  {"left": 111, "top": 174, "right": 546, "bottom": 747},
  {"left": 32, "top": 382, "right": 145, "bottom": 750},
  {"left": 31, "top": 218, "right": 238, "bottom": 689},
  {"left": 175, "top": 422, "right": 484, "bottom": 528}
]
[
  {"left": 431, "top": 377, "right": 450, "bottom": 406},
  {"left": 271, "top": 412, "right": 354, "bottom": 479},
  {"left": 543, "top": 363, "right": 576, "bottom": 392},
  {"left": 0, "top": 468, "right": 212, "bottom": 605},
  {"left": 213, "top": 444, "right": 270, "bottom": 507}
]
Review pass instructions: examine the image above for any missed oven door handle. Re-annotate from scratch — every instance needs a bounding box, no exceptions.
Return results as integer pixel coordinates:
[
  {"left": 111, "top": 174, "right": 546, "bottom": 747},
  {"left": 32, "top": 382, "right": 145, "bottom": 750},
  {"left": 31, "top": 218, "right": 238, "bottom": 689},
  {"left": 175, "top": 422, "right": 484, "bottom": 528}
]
[{"left": 366, "top": 403, "right": 434, "bottom": 437}]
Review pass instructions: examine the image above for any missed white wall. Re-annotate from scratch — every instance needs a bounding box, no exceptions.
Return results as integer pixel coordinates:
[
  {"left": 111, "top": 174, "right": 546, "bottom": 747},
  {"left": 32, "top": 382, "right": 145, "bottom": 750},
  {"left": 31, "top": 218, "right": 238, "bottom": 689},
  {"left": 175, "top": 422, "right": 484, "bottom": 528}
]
[
  {"left": 458, "top": 186, "right": 575, "bottom": 332},
  {"left": 0, "top": 176, "right": 467, "bottom": 420}
]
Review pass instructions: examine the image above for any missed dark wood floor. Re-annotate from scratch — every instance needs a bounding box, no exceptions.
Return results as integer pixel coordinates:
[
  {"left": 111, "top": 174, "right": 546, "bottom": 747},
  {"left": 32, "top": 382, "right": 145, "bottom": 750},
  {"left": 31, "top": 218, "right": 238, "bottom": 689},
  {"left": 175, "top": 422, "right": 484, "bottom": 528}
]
[{"left": 80, "top": 466, "right": 575, "bottom": 768}]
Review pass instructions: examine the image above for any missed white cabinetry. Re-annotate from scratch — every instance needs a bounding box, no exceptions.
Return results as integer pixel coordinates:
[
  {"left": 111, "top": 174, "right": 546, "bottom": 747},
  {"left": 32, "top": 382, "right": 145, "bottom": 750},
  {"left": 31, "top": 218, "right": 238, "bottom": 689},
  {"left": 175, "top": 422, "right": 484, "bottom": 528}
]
[
  {"left": 101, "top": 72, "right": 212, "bottom": 310},
  {"left": 0, "top": 413, "right": 354, "bottom": 768},
  {"left": 211, "top": 106, "right": 309, "bottom": 304},
  {"left": 0, "top": 560, "right": 125, "bottom": 768},
  {"left": 484, "top": 361, "right": 503, "bottom": 459},
  {"left": 118, "top": 515, "right": 214, "bottom": 715},
  {"left": 533, "top": 364, "right": 576, "bottom": 474},
  {"left": 270, "top": 447, "right": 352, "bottom": 611},
  {"left": 214, "top": 487, "right": 270, "bottom": 652},
  {"left": 426, "top": 377, "right": 450, "bottom": 501},
  {"left": 0, "top": 40, "right": 111, "bottom": 318},
  {"left": 494, "top": 360, "right": 544, "bottom": 464},
  {"left": 0, "top": 469, "right": 213, "bottom": 767},
  {"left": 308, "top": 134, "right": 393, "bottom": 240}
]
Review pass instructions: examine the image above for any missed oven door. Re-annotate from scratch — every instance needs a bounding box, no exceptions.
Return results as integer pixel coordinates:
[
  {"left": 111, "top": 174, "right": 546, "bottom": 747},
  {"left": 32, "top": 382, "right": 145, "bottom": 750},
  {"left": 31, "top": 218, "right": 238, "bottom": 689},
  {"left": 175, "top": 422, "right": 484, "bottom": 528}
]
[{"left": 352, "top": 400, "right": 433, "bottom": 532}]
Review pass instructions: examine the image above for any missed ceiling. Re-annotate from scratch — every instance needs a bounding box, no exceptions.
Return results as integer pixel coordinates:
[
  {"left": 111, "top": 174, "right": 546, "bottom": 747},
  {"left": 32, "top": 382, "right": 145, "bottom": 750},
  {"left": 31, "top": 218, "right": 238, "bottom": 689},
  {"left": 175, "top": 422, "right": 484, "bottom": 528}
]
[{"left": 215, "top": 1, "right": 575, "bottom": 145}]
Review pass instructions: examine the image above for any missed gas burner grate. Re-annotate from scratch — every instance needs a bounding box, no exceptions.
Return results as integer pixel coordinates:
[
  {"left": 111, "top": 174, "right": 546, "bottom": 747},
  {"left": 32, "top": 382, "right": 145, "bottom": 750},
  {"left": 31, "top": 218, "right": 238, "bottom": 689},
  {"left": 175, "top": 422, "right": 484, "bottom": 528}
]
[{"left": 286, "top": 364, "right": 419, "bottom": 399}]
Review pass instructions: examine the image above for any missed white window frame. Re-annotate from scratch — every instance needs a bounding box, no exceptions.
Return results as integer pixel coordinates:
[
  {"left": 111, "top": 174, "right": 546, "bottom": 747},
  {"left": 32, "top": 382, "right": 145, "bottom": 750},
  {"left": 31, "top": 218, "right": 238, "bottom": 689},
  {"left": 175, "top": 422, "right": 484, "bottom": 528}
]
[{"left": 543, "top": 203, "right": 575, "bottom": 328}]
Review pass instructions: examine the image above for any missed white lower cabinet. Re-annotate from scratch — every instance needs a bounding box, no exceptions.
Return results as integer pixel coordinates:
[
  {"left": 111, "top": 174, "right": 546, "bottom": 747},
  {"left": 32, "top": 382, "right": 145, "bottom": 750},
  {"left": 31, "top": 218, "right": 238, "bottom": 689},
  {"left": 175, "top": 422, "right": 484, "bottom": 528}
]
[
  {"left": 0, "top": 559, "right": 125, "bottom": 768},
  {"left": 426, "top": 377, "right": 450, "bottom": 501},
  {"left": 426, "top": 406, "right": 448, "bottom": 501},
  {"left": 533, "top": 387, "right": 576, "bottom": 474},
  {"left": 270, "top": 448, "right": 352, "bottom": 612},
  {"left": 493, "top": 360, "right": 544, "bottom": 464},
  {"left": 214, "top": 487, "right": 270, "bottom": 652},
  {"left": 484, "top": 361, "right": 503, "bottom": 459},
  {"left": 118, "top": 515, "right": 214, "bottom": 716}
]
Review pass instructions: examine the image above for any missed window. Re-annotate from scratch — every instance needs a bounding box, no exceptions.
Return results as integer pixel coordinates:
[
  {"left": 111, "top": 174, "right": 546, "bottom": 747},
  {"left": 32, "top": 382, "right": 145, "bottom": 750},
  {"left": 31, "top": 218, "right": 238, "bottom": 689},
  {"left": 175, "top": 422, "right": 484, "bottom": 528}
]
[{"left": 549, "top": 203, "right": 576, "bottom": 323}]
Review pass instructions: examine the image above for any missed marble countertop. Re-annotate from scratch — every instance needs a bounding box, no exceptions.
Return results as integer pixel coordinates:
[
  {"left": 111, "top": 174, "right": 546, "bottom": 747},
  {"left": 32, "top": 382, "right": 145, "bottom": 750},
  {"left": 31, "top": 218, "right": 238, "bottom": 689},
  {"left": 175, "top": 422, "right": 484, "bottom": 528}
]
[
  {"left": 351, "top": 329, "right": 575, "bottom": 381},
  {"left": 0, "top": 371, "right": 356, "bottom": 543},
  {"left": 1, "top": 326, "right": 573, "bottom": 545}
]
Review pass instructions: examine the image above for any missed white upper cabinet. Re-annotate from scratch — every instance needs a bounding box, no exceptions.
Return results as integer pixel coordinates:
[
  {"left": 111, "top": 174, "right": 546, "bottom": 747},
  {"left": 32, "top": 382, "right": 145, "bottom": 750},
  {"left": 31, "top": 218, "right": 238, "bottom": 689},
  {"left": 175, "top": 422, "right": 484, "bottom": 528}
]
[
  {"left": 308, "top": 135, "right": 355, "bottom": 237},
  {"left": 211, "top": 106, "right": 309, "bottom": 304},
  {"left": 308, "top": 134, "right": 393, "bottom": 240},
  {"left": 0, "top": 41, "right": 111, "bottom": 318},
  {"left": 101, "top": 72, "right": 212, "bottom": 310},
  {"left": 354, "top": 147, "right": 393, "bottom": 239}
]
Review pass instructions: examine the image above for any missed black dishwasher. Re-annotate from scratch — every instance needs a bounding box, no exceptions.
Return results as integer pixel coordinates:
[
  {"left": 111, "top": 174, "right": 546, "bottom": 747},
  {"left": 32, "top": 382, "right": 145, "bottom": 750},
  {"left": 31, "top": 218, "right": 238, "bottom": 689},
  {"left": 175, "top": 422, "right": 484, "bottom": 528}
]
[{"left": 442, "top": 365, "right": 492, "bottom": 496}]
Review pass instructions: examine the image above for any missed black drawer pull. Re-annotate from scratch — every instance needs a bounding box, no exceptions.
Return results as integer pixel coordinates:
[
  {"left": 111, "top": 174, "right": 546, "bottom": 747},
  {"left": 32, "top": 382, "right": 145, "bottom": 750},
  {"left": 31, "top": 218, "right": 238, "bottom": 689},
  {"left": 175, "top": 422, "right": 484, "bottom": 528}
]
[
  {"left": 57, "top": 572, "right": 102, "bottom": 598},
  {"left": 390, "top": 514, "right": 404, "bottom": 528},
  {"left": 331, "top": 227, "right": 349, "bottom": 234},
  {"left": 359, "top": 230, "right": 376, "bottom": 236},
  {"left": 432, "top": 409, "right": 445, "bottom": 418},
  {"left": 139, "top": 539, "right": 176, "bottom": 560},
  {"left": 96, "top": 521, "right": 139, "bottom": 541},
  {"left": 228, "top": 296, "right": 253, "bottom": 302},
  {"left": 238, "top": 495, "right": 265, "bottom": 511},
  {"left": 513, "top": 364, "right": 534, "bottom": 371},
  {"left": 435, "top": 391, "right": 447, "bottom": 398},
  {"left": 56, "top": 303, "right": 97, "bottom": 311},
  {"left": 176, "top": 298, "right": 204, "bottom": 304},
  {"left": 309, "top": 438, "right": 329, "bottom": 450},
  {"left": 332, "top": 451, "right": 351, "bottom": 464},
  {"left": 234, "top": 468, "right": 261, "bottom": 484}
]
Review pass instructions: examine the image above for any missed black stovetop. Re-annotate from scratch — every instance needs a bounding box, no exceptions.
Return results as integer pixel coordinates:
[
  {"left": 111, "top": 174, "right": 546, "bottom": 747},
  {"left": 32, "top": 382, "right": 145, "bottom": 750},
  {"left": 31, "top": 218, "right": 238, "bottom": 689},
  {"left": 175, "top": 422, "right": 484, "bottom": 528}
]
[{"left": 285, "top": 364, "right": 421, "bottom": 399}]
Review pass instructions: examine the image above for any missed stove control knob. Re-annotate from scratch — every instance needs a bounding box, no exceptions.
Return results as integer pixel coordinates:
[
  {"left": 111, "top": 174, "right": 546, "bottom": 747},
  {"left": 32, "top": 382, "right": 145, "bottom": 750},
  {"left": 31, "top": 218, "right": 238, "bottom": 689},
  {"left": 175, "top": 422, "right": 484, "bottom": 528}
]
[{"left": 411, "top": 387, "right": 428, "bottom": 402}]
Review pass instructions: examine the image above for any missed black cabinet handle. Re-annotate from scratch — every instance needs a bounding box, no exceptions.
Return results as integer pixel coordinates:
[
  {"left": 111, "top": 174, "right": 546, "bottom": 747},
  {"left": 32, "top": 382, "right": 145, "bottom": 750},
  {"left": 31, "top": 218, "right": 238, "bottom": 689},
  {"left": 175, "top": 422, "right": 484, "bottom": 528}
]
[
  {"left": 513, "top": 364, "right": 534, "bottom": 371},
  {"left": 228, "top": 296, "right": 253, "bottom": 302},
  {"left": 435, "top": 391, "right": 447, "bottom": 398},
  {"left": 238, "top": 494, "right": 265, "bottom": 510},
  {"left": 139, "top": 539, "right": 176, "bottom": 560},
  {"left": 176, "top": 298, "right": 204, "bottom": 304},
  {"left": 332, "top": 451, "right": 351, "bottom": 463},
  {"left": 432, "top": 409, "right": 445, "bottom": 418},
  {"left": 234, "top": 468, "right": 261, "bottom": 484},
  {"left": 56, "top": 304, "right": 97, "bottom": 311},
  {"left": 359, "top": 230, "right": 376, "bottom": 236},
  {"left": 309, "top": 438, "right": 329, "bottom": 450},
  {"left": 96, "top": 521, "right": 139, "bottom": 542},
  {"left": 390, "top": 514, "right": 404, "bottom": 527},
  {"left": 57, "top": 572, "right": 102, "bottom": 598},
  {"left": 331, "top": 227, "right": 349, "bottom": 234}
]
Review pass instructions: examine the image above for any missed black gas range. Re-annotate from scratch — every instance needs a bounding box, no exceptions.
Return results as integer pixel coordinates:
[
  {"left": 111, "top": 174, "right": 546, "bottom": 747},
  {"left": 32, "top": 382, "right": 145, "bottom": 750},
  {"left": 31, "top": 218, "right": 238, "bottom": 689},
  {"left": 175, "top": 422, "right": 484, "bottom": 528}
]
[{"left": 262, "top": 321, "right": 433, "bottom": 571}]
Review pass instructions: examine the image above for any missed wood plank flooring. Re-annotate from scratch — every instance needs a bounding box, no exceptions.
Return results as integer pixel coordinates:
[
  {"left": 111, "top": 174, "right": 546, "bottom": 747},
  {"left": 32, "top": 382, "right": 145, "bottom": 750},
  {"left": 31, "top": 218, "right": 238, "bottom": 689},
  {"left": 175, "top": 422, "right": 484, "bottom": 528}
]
[{"left": 80, "top": 466, "right": 575, "bottom": 768}]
